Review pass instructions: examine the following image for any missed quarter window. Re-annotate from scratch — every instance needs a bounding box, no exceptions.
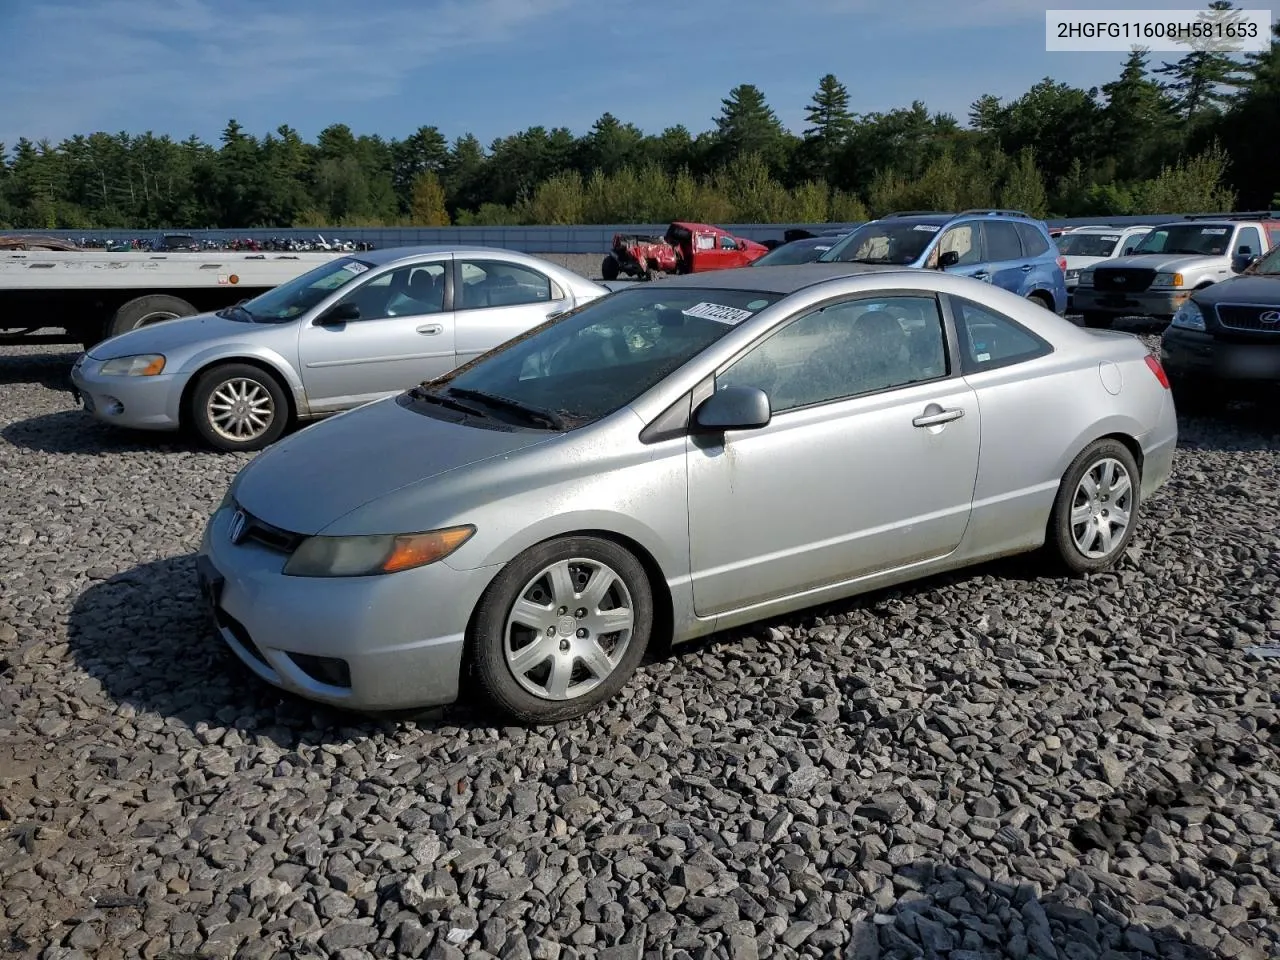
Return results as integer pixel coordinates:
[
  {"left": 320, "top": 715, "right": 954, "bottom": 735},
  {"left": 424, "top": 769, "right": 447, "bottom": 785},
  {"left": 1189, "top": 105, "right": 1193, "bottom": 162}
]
[
  {"left": 950, "top": 296, "right": 1051, "bottom": 372},
  {"left": 457, "top": 260, "right": 557, "bottom": 310},
  {"left": 334, "top": 262, "right": 446, "bottom": 320},
  {"left": 717, "top": 295, "right": 949, "bottom": 412}
]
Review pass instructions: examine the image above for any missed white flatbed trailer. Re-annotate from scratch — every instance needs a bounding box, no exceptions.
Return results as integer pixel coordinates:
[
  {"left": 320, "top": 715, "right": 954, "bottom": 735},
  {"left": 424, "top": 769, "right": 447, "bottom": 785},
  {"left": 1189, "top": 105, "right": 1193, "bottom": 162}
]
[{"left": 0, "top": 250, "right": 345, "bottom": 347}]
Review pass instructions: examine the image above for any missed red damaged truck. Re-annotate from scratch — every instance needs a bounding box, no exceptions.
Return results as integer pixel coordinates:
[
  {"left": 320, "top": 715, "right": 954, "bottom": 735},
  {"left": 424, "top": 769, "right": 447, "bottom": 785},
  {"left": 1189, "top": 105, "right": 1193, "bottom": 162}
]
[{"left": 602, "top": 221, "right": 769, "bottom": 280}]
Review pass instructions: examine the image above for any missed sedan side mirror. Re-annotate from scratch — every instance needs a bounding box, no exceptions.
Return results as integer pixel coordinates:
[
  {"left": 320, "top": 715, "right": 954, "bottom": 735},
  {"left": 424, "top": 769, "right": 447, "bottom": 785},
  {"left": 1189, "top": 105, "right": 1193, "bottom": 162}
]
[
  {"left": 1232, "top": 253, "right": 1259, "bottom": 273},
  {"left": 315, "top": 302, "right": 360, "bottom": 325},
  {"left": 693, "top": 385, "right": 772, "bottom": 433},
  {"left": 937, "top": 250, "right": 961, "bottom": 269}
]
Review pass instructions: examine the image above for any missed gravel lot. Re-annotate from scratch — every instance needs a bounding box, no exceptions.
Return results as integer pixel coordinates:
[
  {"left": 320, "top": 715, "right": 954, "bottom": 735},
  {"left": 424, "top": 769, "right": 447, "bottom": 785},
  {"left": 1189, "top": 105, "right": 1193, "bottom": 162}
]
[{"left": 1, "top": 318, "right": 1278, "bottom": 960}]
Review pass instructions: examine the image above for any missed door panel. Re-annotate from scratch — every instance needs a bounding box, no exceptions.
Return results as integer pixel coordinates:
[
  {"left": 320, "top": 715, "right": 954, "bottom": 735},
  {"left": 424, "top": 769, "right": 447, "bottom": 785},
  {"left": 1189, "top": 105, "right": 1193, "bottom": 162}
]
[
  {"left": 298, "top": 261, "right": 455, "bottom": 412},
  {"left": 454, "top": 259, "right": 570, "bottom": 363},
  {"left": 986, "top": 220, "right": 1030, "bottom": 294},
  {"left": 685, "top": 293, "right": 980, "bottom": 618}
]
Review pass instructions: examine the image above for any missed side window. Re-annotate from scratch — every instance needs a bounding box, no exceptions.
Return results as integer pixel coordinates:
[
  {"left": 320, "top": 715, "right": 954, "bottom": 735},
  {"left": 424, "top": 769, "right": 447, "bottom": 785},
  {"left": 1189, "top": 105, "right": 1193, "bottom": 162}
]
[
  {"left": 936, "top": 223, "right": 984, "bottom": 266},
  {"left": 1014, "top": 222, "right": 1050, "bottom": 257},
  {"left": 1121, "top": 231, "right": 1146, "bottom": 255},
  {"left": 950, "top": 295, "right": 1052, "bottom": 373},
  {"left": 986, "top": 221, "right": 1024, "bottom": 261},
  {"left": 717, "top": 296, "right": 949, "bottom": 413},
  {"left": 457, "top": 260, "right": 553, "bottom": 310},
  {"left": 335, "top": 263, "right": 445, "bottom": 321},
  {"left": 719, "top": 235, "right": 738, "bottom": 250},
  {"left": 1237, "top": 227, "right": 1263, "bottom": 256}
]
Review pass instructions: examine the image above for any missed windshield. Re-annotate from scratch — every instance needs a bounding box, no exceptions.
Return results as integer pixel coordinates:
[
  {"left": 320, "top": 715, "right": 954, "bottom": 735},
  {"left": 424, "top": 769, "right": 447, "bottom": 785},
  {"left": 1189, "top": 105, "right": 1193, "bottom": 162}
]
[
  {"left": 415, "top": 286, "right": 783, "bottom": 428},
  {"left": 752, "top": 239, "right": 837, "bottom": 266},
  {"left": 237, "top": 256, "right": 374, "bottom": 322},
  {"left": 1132, "top": 224, "right": 1233, "bottom": 256},
  {"left": 819, "top": 220, "right": 942, "bottom": 265},
  {"left": 1056, "top": 233, "right": 1123, "bottom": 257},
  {"left": 1251, "top": 245, "right": 1280, "bottom": 275}
]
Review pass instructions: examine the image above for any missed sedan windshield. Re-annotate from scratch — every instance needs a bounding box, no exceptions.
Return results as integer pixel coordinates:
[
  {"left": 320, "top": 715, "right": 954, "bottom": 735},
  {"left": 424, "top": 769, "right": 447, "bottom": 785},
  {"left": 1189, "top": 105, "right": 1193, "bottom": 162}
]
[
  {"left": 235, "top": 256, "right": 374, "bottom": 322},
  {"left": 819, "top": 221, "right": 941, "bottom": 265},
  {"left": 752, "top": 239, "right": 838, "bottom": 266},
  {"left": 1250, "top": 245, "right": 1280, "bottom": 275},
  {"left": 1132, "top": 224, "right": 1233, "bottom": 256},
  {"left": 414, "top": 286, "right": 782, "bottom": 428},
  {"left": 1055, "top": 233, "right": 1123, "bottom": 257}
]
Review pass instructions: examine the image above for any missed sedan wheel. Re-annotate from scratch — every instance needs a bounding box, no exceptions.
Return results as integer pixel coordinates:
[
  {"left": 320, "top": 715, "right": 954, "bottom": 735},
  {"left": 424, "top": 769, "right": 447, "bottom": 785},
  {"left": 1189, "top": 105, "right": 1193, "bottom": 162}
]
[
  {"left": 1047, "top": 439, "right": 1141, "bottom": 574},
  {"left": 189, "top": 362, "right": 290, "bottom": 452},
  {"left": 471, "top": 536, "right": 653, "bottom": 723}
]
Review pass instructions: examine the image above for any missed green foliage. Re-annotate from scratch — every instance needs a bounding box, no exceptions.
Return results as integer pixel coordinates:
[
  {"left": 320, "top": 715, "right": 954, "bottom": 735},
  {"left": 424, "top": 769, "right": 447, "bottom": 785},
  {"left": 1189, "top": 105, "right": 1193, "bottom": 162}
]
[{"left": 0, "top": 4, "right": 1274, "bottom": 228}]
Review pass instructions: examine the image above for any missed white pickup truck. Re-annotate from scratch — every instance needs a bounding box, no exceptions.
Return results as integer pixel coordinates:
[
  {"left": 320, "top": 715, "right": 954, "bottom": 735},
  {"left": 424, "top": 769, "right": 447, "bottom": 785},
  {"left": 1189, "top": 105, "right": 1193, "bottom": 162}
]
[
  {"left": 0, "top": 249, "right": 344, "bottom": 348},
  {"left": 1072, "top": 214, "right": 1280, "bottom": 328}
]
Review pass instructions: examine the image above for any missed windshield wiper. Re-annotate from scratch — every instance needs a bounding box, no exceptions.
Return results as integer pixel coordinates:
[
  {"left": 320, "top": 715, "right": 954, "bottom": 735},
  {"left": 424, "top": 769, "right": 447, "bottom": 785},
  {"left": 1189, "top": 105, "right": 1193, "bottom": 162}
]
[
  {"left": 407, "top": 384, "right": 489, "bottom": 417},
  {"left": 447, "top": 387, "right": 567, "bottom": 430},
  {"left": 217, "top": 302, "right": 257, "bottom": 323}
]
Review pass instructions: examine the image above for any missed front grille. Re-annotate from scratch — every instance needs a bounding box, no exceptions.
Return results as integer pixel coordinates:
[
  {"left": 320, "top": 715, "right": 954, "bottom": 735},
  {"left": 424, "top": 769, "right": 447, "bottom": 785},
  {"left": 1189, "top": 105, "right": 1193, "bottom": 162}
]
[
  {"left": 1093, "top": 268, "right": 1156, "bottom": 293},
  {"left": 233, "top": 505, "right": 304, "bottom": 554},
  {"left": 1215, "top": 303, "right": 1280, "bottom": 333}
]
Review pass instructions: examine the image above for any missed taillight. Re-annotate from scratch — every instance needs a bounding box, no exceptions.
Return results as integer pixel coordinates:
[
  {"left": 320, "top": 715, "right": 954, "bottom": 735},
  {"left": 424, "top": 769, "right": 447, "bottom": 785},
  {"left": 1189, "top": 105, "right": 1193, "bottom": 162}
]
[
  {"left": 1058, "top": 256, "right": 1067, "bottom": 272},
  {"left": 1144, "top": 354, "right": 1170, "bottom": 389}
]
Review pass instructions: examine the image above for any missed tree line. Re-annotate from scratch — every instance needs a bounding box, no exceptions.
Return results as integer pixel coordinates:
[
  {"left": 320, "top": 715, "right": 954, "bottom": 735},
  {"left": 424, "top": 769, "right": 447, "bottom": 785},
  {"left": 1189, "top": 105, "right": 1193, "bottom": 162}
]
[{"left": 1, "top": 4, "right": 1276, "bottom": 230}]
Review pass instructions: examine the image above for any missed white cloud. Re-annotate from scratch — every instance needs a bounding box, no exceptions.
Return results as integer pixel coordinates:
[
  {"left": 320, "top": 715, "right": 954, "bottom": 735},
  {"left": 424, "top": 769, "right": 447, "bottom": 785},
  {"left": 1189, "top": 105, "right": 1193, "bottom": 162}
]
[{"left": 0, "top": 0, "right": 581, "bottom": 144}]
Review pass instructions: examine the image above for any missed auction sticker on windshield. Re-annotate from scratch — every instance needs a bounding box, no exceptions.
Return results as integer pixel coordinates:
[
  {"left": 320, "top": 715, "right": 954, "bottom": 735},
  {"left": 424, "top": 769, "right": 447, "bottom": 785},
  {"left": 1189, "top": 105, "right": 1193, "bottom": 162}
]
[
  {"left": 914, "top": 224, "right": 941, "bottom": 232},
  {"left": 683, "top": 302, "right": 754, "bottom": 324},
  {"left": 341, "top": 261, "right": 370, "bottom": 274},
  {"left": 1201, "top": 228, "right": 1228, "bottom": 235}
]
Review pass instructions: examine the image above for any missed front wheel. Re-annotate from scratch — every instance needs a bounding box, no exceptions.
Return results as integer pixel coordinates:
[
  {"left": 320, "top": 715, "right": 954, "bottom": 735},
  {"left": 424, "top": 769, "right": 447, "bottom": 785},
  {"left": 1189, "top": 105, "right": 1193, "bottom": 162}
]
[
  {"left": 1046, "top": 439, "right": 1141, "bottom": 576},
  {"left": 601, "top": 255, "right": 620, "bottom": 281},
  {"left": 188, "top": 362, "right": 290, "bottom": 452},
  {"left": 469, "top": 536, "right": 654, "bottom": 724}
]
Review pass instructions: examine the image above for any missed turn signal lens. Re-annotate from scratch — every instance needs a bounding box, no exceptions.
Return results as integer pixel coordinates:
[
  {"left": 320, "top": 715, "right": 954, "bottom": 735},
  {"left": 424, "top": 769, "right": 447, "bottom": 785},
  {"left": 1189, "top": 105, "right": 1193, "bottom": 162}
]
[{"left": 382, "top": 527, "right": 476, "bottom": 573}]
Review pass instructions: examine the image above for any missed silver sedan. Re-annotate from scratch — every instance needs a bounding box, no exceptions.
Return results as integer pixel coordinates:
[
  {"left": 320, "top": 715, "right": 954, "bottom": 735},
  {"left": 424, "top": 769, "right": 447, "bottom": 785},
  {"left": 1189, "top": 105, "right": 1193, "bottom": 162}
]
[
  {"left": 197, "top": 263, "right": 1177, "bottom": 722},
  {"left": 69, "top": 247, "right": 609, "bottom": 450}
]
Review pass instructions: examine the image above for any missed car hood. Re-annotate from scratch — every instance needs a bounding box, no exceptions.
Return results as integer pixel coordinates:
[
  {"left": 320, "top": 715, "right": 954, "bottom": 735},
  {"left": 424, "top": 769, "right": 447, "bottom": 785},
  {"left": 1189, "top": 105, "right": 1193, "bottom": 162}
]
[
  {"left": 87, "top": 311, "right": 267, "bottom": 360},
  {"left": 1193, "top": 274, "right": 1280, "bottom": 305},
  {"left": 1063, "top": 255, "right": 1110, "bottom": 271},
  {"left": 1093, "top": 253, "right": 1215, "bottom": 271},
  {"left": 229, "top": 395, "right": 558, "bottom": 535}
]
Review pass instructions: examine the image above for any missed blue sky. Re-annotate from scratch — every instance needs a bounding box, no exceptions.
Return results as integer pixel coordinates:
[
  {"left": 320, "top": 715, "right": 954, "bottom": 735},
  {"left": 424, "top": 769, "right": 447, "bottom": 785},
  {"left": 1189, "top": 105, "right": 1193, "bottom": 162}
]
[{"left": 0, "top": 0, "right": 1258, "bottom": 149}]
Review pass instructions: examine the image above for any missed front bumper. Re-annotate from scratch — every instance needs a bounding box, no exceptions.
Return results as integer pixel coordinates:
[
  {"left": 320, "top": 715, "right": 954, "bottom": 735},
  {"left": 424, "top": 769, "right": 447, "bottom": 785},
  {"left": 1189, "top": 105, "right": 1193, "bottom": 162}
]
[
  {"left": 69, "top": 355, "right": 184, "bottom": 431},
  {"left": 1161, "top": 326, "right": 1280, "bottom": 386},
  {"left": 196, "top": 503, "right": 498, "bottom": 712},
  {"left": 1072, "top": 287, "right": 1191, "bottom": 318}
]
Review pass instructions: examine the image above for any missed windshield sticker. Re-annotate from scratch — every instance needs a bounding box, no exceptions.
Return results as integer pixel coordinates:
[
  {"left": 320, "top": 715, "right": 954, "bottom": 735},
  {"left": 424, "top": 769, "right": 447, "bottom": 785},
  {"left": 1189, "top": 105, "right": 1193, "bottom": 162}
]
[
  {"left": 976, "top": 352, "right": 991, "bottom": 362},
  {"left": 913, "top": 224, "right": 941, "bottom": 232},
  {"left": 745, "top": 299, "right": 771, "bottom": 310},
  {"left": 815, "top": 245, "right": 831, "bottom": 251},
  {"left": 341, "top": 261, "right": 370, "bottom": 274},
  {"left": 1201, "top": 227, "right": 1228, "bottom": 235},
  {"left": 683, "top": 301, "right": 754, "bottom": 324}
]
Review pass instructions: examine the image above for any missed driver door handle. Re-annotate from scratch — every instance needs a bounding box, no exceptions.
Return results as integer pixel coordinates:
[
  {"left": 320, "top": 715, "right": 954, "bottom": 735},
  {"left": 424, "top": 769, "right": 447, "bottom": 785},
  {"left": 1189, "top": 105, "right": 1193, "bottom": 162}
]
[
  {"left": 913, "top": 407, "right": 965, "bottom": 428},
  {"left": 416, "top": 323, "right": 443, "bottom": 335}
]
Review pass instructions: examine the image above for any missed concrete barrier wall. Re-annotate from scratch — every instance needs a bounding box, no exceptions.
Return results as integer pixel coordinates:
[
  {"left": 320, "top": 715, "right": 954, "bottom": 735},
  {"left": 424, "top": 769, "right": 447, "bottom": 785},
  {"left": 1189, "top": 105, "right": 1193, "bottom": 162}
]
[{"left": 0, "top": 214, "right": 1253, "bottom": 254}]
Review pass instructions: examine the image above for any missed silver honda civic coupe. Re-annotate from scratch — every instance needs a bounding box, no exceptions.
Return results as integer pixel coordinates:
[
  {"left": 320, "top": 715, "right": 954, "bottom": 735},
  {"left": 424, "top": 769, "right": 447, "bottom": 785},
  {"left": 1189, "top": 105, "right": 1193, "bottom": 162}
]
[
  {"left": 197, "top": 263, "right": 1177, "bottom": 723},
  {"left": 70, "top": 246, "right": 609, "bottom": 451}
]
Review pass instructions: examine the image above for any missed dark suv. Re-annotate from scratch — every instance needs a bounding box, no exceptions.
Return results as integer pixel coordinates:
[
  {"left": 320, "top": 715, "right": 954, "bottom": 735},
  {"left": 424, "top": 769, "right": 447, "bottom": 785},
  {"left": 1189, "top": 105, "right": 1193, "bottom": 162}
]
[{"left": 819, "top": 209, "right": 1068, "bottom": 313}]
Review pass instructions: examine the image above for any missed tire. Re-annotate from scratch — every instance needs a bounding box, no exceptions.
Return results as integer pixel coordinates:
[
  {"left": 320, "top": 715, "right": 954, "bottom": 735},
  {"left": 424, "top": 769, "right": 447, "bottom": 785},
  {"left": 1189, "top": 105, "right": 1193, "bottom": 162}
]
[
  {"left": 1027, "top": 291, "right": 1053, "bottom": 311},
  {"left": 1045, "top": 439, "right": 1141, "bottom": 576},
  {"left": 469, "top": 536, "right": 654, "bottom": 724},
  {"left": 601, "top": 255, "right": 620, "bottom": 281},
  {"left": 187, "top": 362, "right": 290, "bottom": 452},
  {"left": 108, "top": 294, "right": 197, "bottom": 339},
  {"left": 1081, "top": 312, "right": 1113, "bottom": 329}
]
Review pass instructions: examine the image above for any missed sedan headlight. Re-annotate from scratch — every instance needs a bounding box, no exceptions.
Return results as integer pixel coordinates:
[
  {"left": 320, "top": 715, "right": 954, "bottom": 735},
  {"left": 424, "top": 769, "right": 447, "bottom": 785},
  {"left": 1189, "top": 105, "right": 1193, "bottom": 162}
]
[
  {"left": 1151, "top": 272, "right": 1185, "bottom": 289},
  {"left": 1064, "top": 269, "right": 1079, "bottom": 282},
  {"left": 282, "top": 525, "right": 475, "bottom": 577},
  {"left": 100, "top": 354, "right": 166, "bottom": 376},
  {"left": 1170, "top": 301, "right": 1205, "bottom": 331},
  {"left": 1077, "top": 269, "right": 1094, "bottom": 287}
]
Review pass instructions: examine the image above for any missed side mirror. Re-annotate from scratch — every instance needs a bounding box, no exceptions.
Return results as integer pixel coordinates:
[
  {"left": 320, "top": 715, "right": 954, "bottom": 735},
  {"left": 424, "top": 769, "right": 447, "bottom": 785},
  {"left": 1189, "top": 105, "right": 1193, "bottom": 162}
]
[
  {"left": 1232, "top": 253, "right": 1259, "bottom": 273},
  {"left": 315, "top": 302, "right": 360, "bottom": 325},
  {"left": 693, "top": 385, "right": 772, "bottom": 433},
  {"left": 937, "top": 250, "right": 961, "bottom": 269}
]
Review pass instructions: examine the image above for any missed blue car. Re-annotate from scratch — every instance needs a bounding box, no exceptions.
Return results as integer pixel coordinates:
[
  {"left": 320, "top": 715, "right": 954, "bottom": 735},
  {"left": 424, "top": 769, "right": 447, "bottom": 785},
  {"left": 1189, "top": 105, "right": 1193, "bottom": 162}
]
[{"left": 819, "top": 209, "right": 1068, "bottom": 314}]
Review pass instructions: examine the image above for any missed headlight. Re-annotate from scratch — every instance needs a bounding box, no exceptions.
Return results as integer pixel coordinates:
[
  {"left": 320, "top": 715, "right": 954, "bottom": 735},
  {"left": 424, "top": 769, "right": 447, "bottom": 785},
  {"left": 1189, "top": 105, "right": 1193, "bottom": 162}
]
[
  {"left": 100, "top": 354, "right": 165, "bottom": 376},
  {"left": 1077, "top": 270, "right": 1094, "bottom": 287},
  {"left": 1064, "top": 269, "right": 1079, "bottom": 282},
  {"left": 1151, "top": 272, "right": 1185, "bottom": 289},
  {"left": 282, "top": 525, "right": 475, "bottom": 577},
  {"left": 1170, "top": 301, "right": 1205, "bottom": 331}
]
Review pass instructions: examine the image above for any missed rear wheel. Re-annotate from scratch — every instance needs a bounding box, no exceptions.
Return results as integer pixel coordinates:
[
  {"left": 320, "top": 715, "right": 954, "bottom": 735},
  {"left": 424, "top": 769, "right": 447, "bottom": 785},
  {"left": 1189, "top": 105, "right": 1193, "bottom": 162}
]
[
  {"left": 188, "top": 362, "right": 290, "bottom": 452},
  {"left": 1027, "top": 291, "right": 1054, "bottom": 311},
  {"left": 108, "top": 294, "right": 197, "bottom": 339},
  {"left": 469, "top": 536, "right": 653, "bottom": 724},
  {"left": 1046, "top": 439, "right": 1141, "bottom": 576},
  {"left": 1081, "top": 311, "right": 1112, "bottom": 329}
]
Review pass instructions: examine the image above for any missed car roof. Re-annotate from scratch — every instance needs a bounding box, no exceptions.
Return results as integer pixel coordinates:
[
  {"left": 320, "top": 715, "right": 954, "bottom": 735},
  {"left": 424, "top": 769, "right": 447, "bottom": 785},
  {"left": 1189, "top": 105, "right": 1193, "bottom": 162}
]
[
  {"left": 1069, "top": 225, "right": 1151, "bottom": 234},
  {"left": 353, "top": 244, "right": 560, "bottom": 266},
  {"left": 644, "top": 262, "right": 909, "bottom": 294}
]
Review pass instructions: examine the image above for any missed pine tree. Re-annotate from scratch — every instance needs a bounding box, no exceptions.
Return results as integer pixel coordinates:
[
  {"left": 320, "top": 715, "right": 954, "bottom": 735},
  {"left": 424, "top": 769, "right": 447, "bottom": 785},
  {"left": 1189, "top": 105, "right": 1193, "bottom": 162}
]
[
  {"left": 713, "top": 84, "right": 787, "bottom": 169},
  {"left": 801, "top": 74, "right": 855, "bottom": 183},
  {"left": 1102, "top": 48, "right": 1180, "bottom": 179},
  {"left": 1154, "top": 1, "right": 1247, "bottom": 117},
  {"left": 409, "top": 171, "right": 451, "bottom": 225}
]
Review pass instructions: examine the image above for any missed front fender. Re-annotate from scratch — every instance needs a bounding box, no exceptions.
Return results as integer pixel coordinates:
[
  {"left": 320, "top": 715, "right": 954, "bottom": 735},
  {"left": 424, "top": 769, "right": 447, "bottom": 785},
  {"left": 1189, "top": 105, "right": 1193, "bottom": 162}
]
[{"left": 178, "top": 343, "right": 307, "bottom": 414}]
